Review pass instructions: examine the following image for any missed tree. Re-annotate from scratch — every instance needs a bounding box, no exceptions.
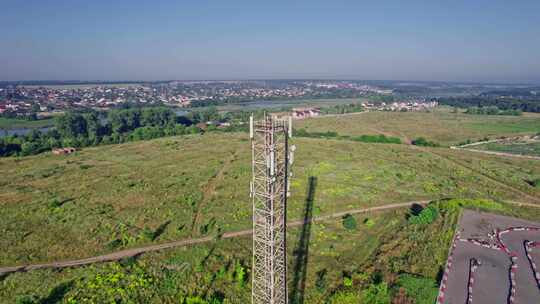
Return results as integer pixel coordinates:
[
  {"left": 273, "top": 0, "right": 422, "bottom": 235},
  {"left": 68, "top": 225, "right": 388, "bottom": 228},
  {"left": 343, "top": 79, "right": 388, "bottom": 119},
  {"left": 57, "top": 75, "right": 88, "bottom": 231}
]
[
  {"left": 109, "top": 110, "right": 129, "bottom": 134},
  {"left": 21, "top": 141, "right": 42, "bottom": 156},
  {"left": 342, "top": 214, "right": 357, "bottom": 230},
  {"left": 55, "top": 112, "right": 87, "bottom": 138},
  {"left": 84, "top": 112, "right": 101, "bottom": 142}
]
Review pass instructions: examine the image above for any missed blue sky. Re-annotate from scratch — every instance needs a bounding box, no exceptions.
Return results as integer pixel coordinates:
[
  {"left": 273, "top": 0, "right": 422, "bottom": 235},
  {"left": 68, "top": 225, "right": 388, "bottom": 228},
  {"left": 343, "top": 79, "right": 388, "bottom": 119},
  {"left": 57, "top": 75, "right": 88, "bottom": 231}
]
[{"left": 1, "top": 0, "right": 539, "bottom": 83}]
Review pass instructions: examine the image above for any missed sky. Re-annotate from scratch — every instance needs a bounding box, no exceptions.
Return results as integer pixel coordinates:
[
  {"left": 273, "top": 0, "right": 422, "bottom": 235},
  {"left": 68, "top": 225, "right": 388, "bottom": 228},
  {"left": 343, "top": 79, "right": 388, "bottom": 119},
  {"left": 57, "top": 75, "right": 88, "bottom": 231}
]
[{"left": 1, "top": 0, "right": 539, "bottom": 83}]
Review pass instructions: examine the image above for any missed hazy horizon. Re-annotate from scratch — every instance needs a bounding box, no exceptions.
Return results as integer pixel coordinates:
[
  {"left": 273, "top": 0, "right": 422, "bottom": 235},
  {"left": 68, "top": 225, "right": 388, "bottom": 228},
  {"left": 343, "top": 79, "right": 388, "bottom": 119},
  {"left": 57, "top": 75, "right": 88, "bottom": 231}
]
[{"left": 2, "top": 0, "right": 539, "bottom": 83}]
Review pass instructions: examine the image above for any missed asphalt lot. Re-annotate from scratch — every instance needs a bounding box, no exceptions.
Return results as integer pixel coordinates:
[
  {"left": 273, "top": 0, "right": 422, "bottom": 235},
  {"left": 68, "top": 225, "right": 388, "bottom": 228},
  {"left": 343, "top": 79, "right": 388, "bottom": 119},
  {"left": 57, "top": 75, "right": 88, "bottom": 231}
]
[{"left": 442, "top": 209, "right": 540, "bottom": 304}]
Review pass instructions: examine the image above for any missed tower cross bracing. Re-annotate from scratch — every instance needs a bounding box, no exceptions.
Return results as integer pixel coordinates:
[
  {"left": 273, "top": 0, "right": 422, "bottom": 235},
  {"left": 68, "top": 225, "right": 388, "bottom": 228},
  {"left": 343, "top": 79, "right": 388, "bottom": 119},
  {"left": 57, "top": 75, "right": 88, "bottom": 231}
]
[{"left": 250, "top": 114, "right": 294, "bottom": 304}]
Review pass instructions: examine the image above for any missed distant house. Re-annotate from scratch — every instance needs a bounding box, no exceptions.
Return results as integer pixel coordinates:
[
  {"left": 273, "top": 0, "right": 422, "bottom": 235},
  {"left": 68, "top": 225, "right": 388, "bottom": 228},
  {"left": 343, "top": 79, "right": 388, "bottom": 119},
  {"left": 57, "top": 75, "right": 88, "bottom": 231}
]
[{"left": 292, "top": 107, "right": 321, "bottom": 119}]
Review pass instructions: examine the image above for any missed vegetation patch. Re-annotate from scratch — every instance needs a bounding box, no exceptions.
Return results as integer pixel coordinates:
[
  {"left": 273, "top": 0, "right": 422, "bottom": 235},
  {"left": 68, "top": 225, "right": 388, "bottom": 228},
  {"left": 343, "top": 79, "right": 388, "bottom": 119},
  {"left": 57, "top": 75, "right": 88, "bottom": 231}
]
[
  {"left": 395, "top": 274, "right": 438, "bottom": 304},
  {"left": 295, "top": 128, "right": 401, "bottom": 144},
  {"left": 342, "top": 214, "right": 358, "bottom": 230},
  {"left": 408, "top": 205, "right": 439, "bottom": 225},
  {"left": 412, "top": 137, "right": 439, "bottom": 147}
]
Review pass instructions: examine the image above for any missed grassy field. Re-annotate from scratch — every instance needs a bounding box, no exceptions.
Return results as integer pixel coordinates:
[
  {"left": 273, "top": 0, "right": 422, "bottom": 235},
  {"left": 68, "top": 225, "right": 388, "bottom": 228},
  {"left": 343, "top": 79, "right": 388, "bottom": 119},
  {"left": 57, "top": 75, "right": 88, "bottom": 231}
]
[
  {"left": 472, "top": 140, "right": 540, "bottom": 157},
  {"left": 193, "top": 98, "right": 368, "bottom": 113},
  {"left": 295, "top": 109, "right": 540, "bottom": 146},
  {"left": 2, "top": 200, "right": 540, "bottom": 303},
  {"left": 1, "top": 133, "right": 540, "bottom": 266},
  {"left": 0, "top": 117, "right": 54, "bottom": 130},
  {"left": 1, "top": 110, "right": 540, "bottom": 303}
]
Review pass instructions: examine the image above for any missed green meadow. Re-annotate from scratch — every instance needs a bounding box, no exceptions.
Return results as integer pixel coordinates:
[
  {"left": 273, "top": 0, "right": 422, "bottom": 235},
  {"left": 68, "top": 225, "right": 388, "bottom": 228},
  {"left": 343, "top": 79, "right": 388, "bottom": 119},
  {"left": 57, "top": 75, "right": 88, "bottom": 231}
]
[
  {"left": 1, "top": 110, "right": 540, "bottom": 303},
  {"left": 296, "top": 108, "right": 540, "bottom": 146}
]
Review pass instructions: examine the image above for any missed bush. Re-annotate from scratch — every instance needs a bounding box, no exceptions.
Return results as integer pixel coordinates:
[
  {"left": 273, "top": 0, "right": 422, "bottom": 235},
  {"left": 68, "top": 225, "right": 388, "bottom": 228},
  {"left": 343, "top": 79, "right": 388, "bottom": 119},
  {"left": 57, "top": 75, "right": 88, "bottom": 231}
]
[
  {"left": 411, "top": 137, "right": 439, "bottom": 147},
  {"left": 396, "top": 274, "right": 438, "bottom": 304},
  {"left": 343, "top": 275, "right": 353, "bottom": 287},
  {"left": 361, "top": 282, "right": 391, "bottom": 304},
  {"left": 352, "top": 134, "right": 401, "bottom": 144},
  {"left": 182, "top": 295, "right": 223, "bottom": 304},
  {"left": 66, "top": 263, "right": 155, "bottom": 303},
  {"left": 408, "top": 205, "right": 439, "bottom": 225},
  {"left": 15, "top": 295, "right": 39, "bottom": 304},
  {"left": 364, "top": 218, "right": 376, "bottom": 228},
  {"left": 327, "top": 291, "right": 361, "bottom": 304},
  {"left": 315, "top": 269, "right": 327, "bottom": 292},
  {"left": 342, "top": 214, "right": 358, "bottom": 230}
]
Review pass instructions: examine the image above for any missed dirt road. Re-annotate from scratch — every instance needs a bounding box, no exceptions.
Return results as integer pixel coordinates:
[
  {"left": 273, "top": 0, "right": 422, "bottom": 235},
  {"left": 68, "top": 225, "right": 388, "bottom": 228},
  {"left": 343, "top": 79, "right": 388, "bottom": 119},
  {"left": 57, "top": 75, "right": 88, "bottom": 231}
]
[{"left": 0, "top": 200, "right": 429, "bottom": 276}]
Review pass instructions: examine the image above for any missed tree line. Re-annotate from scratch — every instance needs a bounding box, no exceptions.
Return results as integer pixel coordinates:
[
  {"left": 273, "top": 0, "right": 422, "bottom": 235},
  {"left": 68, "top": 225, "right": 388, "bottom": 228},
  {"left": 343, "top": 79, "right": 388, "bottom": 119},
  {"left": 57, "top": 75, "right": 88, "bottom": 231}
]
[
  {"left": 464, "top": 106, "right": 521, "bottom": 116},
  {"left": 0, "top": 107, "right": 205, "bottom": 157}
]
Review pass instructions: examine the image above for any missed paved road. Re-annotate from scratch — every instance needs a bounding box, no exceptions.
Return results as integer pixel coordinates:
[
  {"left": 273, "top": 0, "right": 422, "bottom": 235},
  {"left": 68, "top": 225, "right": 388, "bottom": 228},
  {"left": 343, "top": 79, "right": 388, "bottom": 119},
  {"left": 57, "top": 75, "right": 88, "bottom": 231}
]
[
  {"left": 444, "top": 210, "right": 540, "bottom": 304},
  {"left": 0, "top": 200, "right": 429, "bottom": 276}
]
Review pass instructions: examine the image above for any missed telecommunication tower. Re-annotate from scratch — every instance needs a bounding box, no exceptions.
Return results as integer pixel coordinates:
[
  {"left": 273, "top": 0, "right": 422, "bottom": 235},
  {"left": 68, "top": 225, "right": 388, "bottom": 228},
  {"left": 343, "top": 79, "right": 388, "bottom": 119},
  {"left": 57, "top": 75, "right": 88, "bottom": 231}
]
[{"left": 250, "top": 114, "right": 294, "bottom": 304}]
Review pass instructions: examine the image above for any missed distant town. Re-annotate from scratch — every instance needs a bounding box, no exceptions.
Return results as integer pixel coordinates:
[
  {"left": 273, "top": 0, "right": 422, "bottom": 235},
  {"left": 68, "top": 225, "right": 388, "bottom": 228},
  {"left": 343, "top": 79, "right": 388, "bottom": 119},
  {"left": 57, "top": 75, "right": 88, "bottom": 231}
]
[
  {"left": 2, "top": 79, "right": 538, "bottom": 121},
  {"left": 0, "top": 80, "right": 403, "bottom": 117}
]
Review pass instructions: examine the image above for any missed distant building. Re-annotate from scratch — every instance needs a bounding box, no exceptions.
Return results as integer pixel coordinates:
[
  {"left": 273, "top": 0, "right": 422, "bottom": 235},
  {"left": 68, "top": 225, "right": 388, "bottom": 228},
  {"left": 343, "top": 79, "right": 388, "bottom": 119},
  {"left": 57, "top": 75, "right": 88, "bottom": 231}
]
[{"left": 292, "top": 107, "right": 321, "bottom": 119}]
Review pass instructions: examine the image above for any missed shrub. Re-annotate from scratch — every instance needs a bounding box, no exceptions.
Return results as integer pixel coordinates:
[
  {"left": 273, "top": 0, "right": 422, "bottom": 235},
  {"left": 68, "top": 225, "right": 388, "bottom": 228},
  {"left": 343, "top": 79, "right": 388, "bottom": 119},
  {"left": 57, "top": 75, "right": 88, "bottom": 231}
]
[
  {"left": 315, "top": 269, "right": 327, "bottom": 292},
  {"left": 181, "top": 295, "right": 223, "bottom": 304},
  {"left": 361, "top": 282, "right": 391, "bottom": 304},
  {"left": 15, "top": 295, "right": 39, "bottom": 304},
  {"left": 396, "top": 274, "right": 438, "bottom": 304},
  {"left": 327, "top": 291, "right": 361, "bottom": 304},
  {"left": 66, "top": 263, "right": 155, "bottom": 303},
  {"left": 364, "top": 218, "right": 376, "bottom": 228},
  {"left": 352, "top": 134, "right": 401, "bottom": 144},
  {"left": 408, "top": 205, "right": 439, "bottom": 225},
  {"left": 411, "top": 137, "right": 439, "bottom": 147},
  {"left": 343, "top": 275, "right": 353, "bottom": 287},
  {"left": 234, "top": 261, "right": 246, "bottom": 288},
  {"left": 342, "top": 214, "right": 358, "bottom": 230}
]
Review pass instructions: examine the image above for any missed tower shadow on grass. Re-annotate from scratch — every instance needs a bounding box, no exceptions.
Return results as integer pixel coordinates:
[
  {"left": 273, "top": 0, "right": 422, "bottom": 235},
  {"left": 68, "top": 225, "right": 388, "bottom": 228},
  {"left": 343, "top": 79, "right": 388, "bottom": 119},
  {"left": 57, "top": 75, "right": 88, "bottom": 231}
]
[
  {"left": 290, "top": 176, "right": 317, "bottom": 304},
  {"left": 40, "top": 280, "right": 73, "bottom": 304}
]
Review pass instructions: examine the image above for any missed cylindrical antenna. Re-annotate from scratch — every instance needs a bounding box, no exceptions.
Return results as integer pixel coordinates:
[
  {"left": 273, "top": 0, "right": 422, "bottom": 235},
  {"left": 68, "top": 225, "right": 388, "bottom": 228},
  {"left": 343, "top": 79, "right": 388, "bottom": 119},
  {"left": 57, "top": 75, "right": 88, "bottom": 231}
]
[
  {"left": 249, "top": 115, "right": 254, "bottom": 139},
  {"left": 288, "top": 116, "right": 293, "bottom": 138}
]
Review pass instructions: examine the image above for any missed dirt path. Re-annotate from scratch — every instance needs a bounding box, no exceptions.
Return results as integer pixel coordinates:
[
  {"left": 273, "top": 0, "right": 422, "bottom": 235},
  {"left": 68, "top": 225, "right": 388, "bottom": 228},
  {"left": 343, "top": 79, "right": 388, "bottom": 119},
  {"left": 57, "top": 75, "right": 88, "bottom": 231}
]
[
  {"left": 2, "top": 199, "right": 539, "bottom": 276},
  {"left": 190, "top": 151, "right": 237, "bottom": 236},
  {"left": 0, "top": 200, "right": 429, "bottom": 276},
  {"left": 450, "top": 146, "right": 540, "bottom": 160}
]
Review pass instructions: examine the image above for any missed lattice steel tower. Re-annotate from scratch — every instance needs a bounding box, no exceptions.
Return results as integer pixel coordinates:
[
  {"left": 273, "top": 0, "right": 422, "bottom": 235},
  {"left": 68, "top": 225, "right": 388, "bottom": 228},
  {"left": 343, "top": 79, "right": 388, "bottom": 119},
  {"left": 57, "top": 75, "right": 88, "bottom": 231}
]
[{"left": 250, "top": 114, "right": 294, "bottom": 304}]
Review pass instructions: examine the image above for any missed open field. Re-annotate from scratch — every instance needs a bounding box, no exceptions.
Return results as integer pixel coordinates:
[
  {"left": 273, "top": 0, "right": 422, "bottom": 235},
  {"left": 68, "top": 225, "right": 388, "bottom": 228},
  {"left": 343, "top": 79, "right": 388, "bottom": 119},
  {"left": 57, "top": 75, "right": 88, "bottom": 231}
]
[
  {"left": 1, "top": 132, "right": 540, "bottom": 267},
  {"left": 0, "top": 117, "right": 54, "bottom": 130},
  {"left": 1, "top": 110, "right": 540, "bottom": 302},
  {"left": 3, "top": 200, "right": 540, "bottom": 303},
  {"left": 472, "top": 140, "right": 540, "bottom": 157},
  {"left": 201, "top": 98, "right": 367, "bottom": 112},
  {"left": 296, "top": 109, "right": 540, "bottom": 146}
]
